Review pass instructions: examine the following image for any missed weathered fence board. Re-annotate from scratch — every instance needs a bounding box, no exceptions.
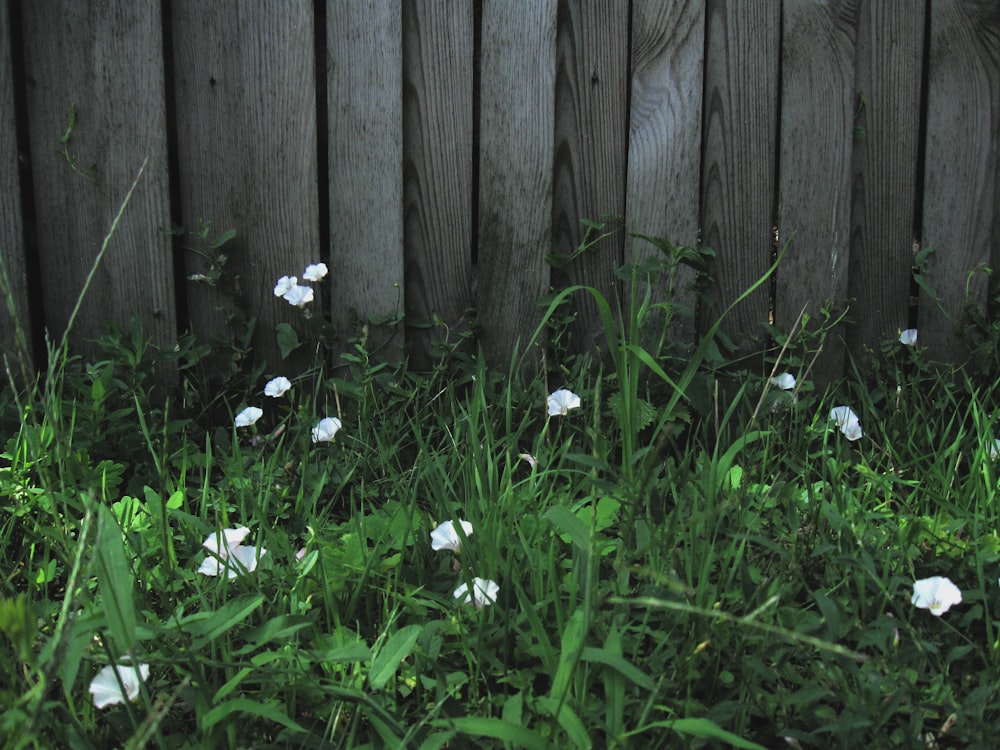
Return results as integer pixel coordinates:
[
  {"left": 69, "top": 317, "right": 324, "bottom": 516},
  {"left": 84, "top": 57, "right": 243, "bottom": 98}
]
[
  {"left": 847, "top": 3, "right": 925, "bottom": 361},
  {"left": 699, "top": 0, "right": 780, "bottom": 346},
  {"left": 625, "top": 0, "right": 704, "bottom": 343},
  {"left": 2, "top": 1, "right": 998, "bottom": 384},
  {"left": 402, "top": 1, "right": 474, "bottom": 368},
  {"left": 328, "top": 0, "right": 404, "bottom": 361},
  {"left": 551, "top": 0, "right": 629, "bottom": 352},
  {"left": 777, "top": 0, "right": 859, "bottom": 382},
  {"left": 0, "top": 0, "right": 28, "bottom": 362},
  {"left": 22, "top": 1, "right": 174, "bottom": 360},
  {"left": 172, "top": 0, "right": 319, "bottom": 369},
  {"left": 477, "top": 0, "right": 557, "bottom": 367},
  {"left": 920, "top": 0, "right": 1000, "bottom": 362}
]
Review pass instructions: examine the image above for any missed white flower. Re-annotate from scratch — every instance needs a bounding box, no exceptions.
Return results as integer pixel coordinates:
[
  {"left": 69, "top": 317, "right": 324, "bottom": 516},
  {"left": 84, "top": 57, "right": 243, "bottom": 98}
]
[
  {"left": 303, "top": 262, "right": 328, "bottom": 282},
  {"left": 829, "top": 406, "right": 863, "bottom": 441},
  {"left": 311, "top": 417, "right": 342, "bottom": 443},
  {"left": 264, "top": 376, "right": 292, "bottom": 398},
  {"left": 454, "top": 577, "right": 499, "bottom": 609},
  {"left": 990, "top": 438, "right": 1000, "bottom": 460},
  {"left": 234, "top": 406, "right": 263, "bottom": 428},
  {"left": 547, "top": 389, "right": 581, "bottom": 416},
  {"left": 197, "top": 526, "right": 266, "bottom": 578},
  {"left": 912, "top": 576, "right": 962, "bottom": 616},
  {"left": 430, "top": 519, "right": 473, "bottom": 552},
  {"left": 89, "top": 663, "right": 150, "bottom": 709},
  {"left": 274, "top": 275, "right": 297, "bottom": 298},
  {"left": 899, "top": 328, "right": 918, "bottom": 346},
  {"left": 770, "top": 373, "right": 796, "bottom": 390},
  {"left": 283, "top": 284, "right": 314, "bottom": 307},
  {"left": 519, "top": 453, "right": 538, "bottom": 469}
]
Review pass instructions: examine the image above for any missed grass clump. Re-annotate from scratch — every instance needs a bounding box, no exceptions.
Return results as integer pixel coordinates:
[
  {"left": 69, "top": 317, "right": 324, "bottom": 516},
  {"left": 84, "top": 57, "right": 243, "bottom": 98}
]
[{"left": 3, "top": 208, "right": 1000, "bottom": 749}]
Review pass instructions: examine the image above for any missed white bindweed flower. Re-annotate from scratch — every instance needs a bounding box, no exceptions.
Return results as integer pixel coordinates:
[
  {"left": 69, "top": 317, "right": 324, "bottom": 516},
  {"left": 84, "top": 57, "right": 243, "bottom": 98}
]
[
  {"left": 912, "top": 576, "right": 962, "bottom": 616},
  {"left": 197, "top": 526, "right": 266, "bottom": 578},
  {"left": 899, "top": 328, "right": 918, "bottom": 346},
  {"left": 454, "top": 577, "right": 499, "bottom": 609},
  {"left": 264, "top": 376, "right": 292, "bottom": 398},
  {"left": 770, "top": 373, "right": 796, "bottom": 390},
  {"left": 89, "top": 663, "right": 150, "bottom": 709},
  {"left": 990, "top": 439, "right": 1000, "bottom": 461},
  {"left": 829, "top": 406, "right": 863, "bottom": 441},
  {"left": 518, "top": 453, "right": 538, "bottom": 469},
  {"left": 274, "top": 275, "right": 297, "bottom": 298},
  {"left": 283, "top": 284, "right": 314, "bottom": 307},
  {"left": 303, "top": 262, "right": 328, "bottom": 282},
  {"left": 234, "top": 406, "right": 263, "bottom": 428},
  {"left": 547, "top": 389, "right": 581, "bottom": 416},
  {"left": 430, "top": 519, "right": 473, "bottom": 552},
  {"left": 311, "top": 417, "right": 342, "bottom": 443}
]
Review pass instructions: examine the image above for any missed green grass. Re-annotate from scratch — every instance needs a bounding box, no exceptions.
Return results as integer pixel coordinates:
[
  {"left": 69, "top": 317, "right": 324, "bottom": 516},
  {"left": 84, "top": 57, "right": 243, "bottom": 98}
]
[{"left": 3, "top": 217, "right": 1000, "bottom": 748}]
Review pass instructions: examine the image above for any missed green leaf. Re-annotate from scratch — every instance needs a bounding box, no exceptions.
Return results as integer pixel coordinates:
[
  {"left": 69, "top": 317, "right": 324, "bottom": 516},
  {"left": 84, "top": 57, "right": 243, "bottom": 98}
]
[
  {"left": 580, "top": 646, "right": 655, "bottom": 691},
  {"left": 186, "top": 594, "right": 265, "bottom": 648},
  {"left": 368, "top": 624, "right": 420, "bottom": 690},
  {"left": 625, "top": 717, "right": 768, "bottom": 749},
  {"left": 446, "top": 718, "right": 549, "bottom": 750},
  {"left": 201, "top": 698, "right": 306, "bottom": 734},
  {"left": 550, "top": 607, "right": 586, "bottom": 702},
  {"left": 275, "top": 323, "right": 300, "bottom": 360},
  {"left": 536, "top": 696, "right": 592, "bottom": 749},
  {"left": 545, "top": 505, "right": 590, "bottom": 552},
  {"left": 94, "top": 504, "right": 136, "bottom": 654}
]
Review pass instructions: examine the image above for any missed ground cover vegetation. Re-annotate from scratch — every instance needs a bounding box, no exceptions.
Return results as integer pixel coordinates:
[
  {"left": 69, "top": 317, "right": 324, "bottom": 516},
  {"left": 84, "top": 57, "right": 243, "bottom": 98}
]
[{"left": 3, "top": 199, "right": 1000, "bottom": 749}]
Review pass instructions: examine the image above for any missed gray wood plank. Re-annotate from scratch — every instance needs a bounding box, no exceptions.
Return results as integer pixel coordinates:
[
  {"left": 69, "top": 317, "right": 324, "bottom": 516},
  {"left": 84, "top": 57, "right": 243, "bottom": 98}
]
[
  {"left": 847, "top": 2, "right": 925, "bottom": 361},
  {"left": 626, "top": 0, "right": 705, "bottom": 349},
  {"left": 402, "top": 2, "right": 474, "bottom": 369},
  {"left": 920, "top": 0, "right": 1000, "bottom": 362},
  {"left": 22, "top": 1, "right": 174, "bottom": 363},
  {"left": 699, "top": 0, "right": 781, "bottom": 348},
  {"left": 327, "top": 0, "right": 404, "bottom": 361},
  {"left": 172, "top": 0, "right": 319, "bottom": 370},
  {"left": 477, "top": 0, "right": 557, "bottom": 367},
  {"left": 777, "top": 0, "right": 860, "bottom": 384},
  {"left": 0, "top": 0, "right": 30, "bottom": 365},
  {"left": 551, "top": 0, "right": 630, "bottom": 355}
]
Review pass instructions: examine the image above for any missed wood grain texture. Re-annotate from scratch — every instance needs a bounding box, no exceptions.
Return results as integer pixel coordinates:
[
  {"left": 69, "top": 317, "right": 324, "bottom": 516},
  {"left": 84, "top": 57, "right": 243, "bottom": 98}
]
[
  {"left": 21, "top": 1, "right": 174, "bottom": 360},
  {"left": 0, "top": 1, "right": 30, "bottom": 361},
  {"left": 402, "top": 2, "right": 474, "bottom": 369},
  {"left": 699, "top": 0, "right": 780, "bottom": 345},
  {"left": 172, "top": 0, "right": 319, "bottom": 369},
  {"left": 920, "top": 0, "right": 1000, "bottom": 362},
  {"left": 777, "top": 0, "right": 859, "bottom": 383},
  {"left": 847, "top": 2, "right": 924, "bottom": 360},
  {"left": 626, "top": 0, "right": 705, "bottom": 346},
  {"left": 327, "top": 0, "right": 404, "bottom": 360},
  {"left": 552, "top": 0, "right": 630, "bottom": 355},
  {"left": 477, "top": 0, "right": 557, "bottom": 367}
]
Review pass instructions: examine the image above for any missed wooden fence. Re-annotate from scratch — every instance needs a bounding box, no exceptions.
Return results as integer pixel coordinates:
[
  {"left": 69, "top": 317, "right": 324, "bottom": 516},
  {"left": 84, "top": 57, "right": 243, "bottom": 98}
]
[{"left": 1, "top": 1, "right": 998, "bottom": 382}]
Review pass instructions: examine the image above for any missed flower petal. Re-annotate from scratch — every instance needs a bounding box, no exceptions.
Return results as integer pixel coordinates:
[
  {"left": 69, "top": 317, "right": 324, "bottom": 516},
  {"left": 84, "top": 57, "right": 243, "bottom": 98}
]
[
  {"left": 454, "top": 577, "right": 499, "bottom": 608},
  {"left": 547, "top": 389, "right": 581, "bottom": 416},
  {"left": 273, "top": 275, "right": 297, "bottom": 297},
  {"left": 770, "top": 373, "right": 796, "bottom": 390},
  {"left": 264, "top": 376, "right": 292, "bottom": 398},
  {"left": 311, "top": 417, "right": 342, "bottom": 443},
  {"left": 202, "top": 527, "right": 251, "bottom": 554},
  {"left": 283, "top": 284, "right": 314, "bottom": 307},
  {"left": 303, "top": 262, "right": 328, "bottom": 282},
  {"left": 899, "top": 328, "right": 918, "bottom": 346},
  {"left": 430, "top": 519, "right": 473, "bottom": 552},
  {"left": 234, "top": 406, "right": 263, "bottom": 428},
  {"left": 912, "top": 576, "right": 962, "bottom": 616},
  {"left": 89, "top": 664, "right": 150, "bottom": 709}
]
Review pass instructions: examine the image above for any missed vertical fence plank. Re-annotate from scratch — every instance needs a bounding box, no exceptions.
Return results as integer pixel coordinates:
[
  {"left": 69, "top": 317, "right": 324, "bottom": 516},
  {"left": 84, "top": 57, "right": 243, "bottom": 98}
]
[
  {"left": 402, "top": 2, "right": 474, "bottom": 368},
  {"left": 327, "top": 0, "right": 404, "bottom": 361},
  {"left": 848, "top": 2, "right": 925, "bottom": 360},
  {"left": 22, "top": 1, "right": 174, "bottom": 362},
  {"left": 699, "top": 0, "right": 780, "bottom": 346},
  {"left": 626, "top": 0, "right": 704, "bottom": 344},
  {"left": 920, "top": 0, "right": 1000, "bottom": 362},
  {"left": 172, "top": 0, "right": 319, "bottom": 371},
  {"left": 551, "top": 0, "right": 629, "bottom": 354},
  {"left": 478, "top": 0, "right": 557, "bottom": 367},
  {"left": 777, "top": 0, "right": 859, "bottom": 383},
  {"left": 0, "top": 0, "right": 30, "bottom": 363}
]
